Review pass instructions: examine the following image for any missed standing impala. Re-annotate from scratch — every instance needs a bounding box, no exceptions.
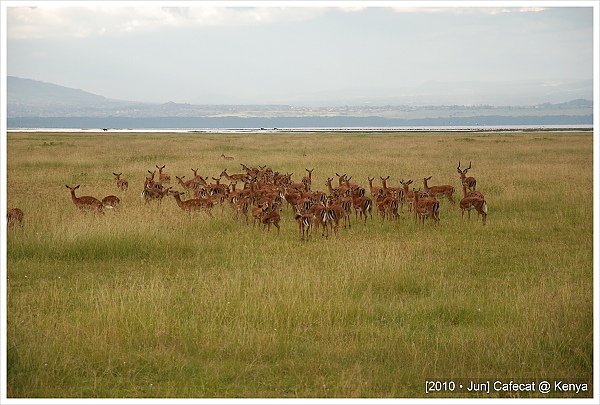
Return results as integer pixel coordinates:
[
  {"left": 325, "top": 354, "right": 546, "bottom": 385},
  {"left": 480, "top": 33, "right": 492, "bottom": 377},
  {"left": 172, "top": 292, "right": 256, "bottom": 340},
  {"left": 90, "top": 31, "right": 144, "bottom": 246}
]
[
  {"left": 295, "top": 207, "right": 313, "bottom": 240},
  {"left": 413, "top": 188, "right": 440, "bottom": 226},
  {"left": 156, "top": 165, "right": 171, "bottom": 184},
  {"left": 400, "top": 180, "right": 416, "bottom": 212},
  {"left": 457, "top": 161, "right": 477, "bottom": 191},
  {"left": 65, "top": 185, "right": 103, "bottom": 213},
  {"left": 423, "top": 176, "right": 455, "bottom": 204},
  {"left": 169, "top": 190, "right": 213, "bottom": 216},
  {"left": 459, "top": 184, "right": 488, "bottom": 225}
]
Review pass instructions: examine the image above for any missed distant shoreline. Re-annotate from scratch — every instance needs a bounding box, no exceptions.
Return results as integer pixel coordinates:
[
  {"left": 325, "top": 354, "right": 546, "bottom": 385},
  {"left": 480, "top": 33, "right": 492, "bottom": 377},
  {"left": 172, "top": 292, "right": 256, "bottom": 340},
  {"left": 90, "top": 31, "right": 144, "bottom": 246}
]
[{"left": 7, "top": 125, "right": 594, "bottom": 134}]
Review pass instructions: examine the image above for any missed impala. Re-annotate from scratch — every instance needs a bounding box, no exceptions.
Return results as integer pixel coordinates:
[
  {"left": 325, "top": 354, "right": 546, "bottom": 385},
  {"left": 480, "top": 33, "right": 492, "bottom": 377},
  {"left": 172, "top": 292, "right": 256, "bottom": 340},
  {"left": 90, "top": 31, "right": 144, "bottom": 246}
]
[
  {"left": 113, "top": 172, "right": 129, "bottom": 191},
  {"left": 252, "top": 203, "right": 265, "bottom": 227},
  {"left": 459, "top": 184, "right": 488, "bottom": 225},
  {"left": 169, "top": 190, "right": 213, "bottom": 216},
  {"left": 260, "top": 203, "right": 281, "bottom": 233},
  {"left": 457, "top": 161, "right": 477, "bottom": 191},
  {"left": 101, "top": 195, "right": 120, "bottom": 209},
  {"left": 423, "top": 176, "right": 455, "bottom": 204},
  {"left": 65, "top": 185, "right": 103, "bottom": 213},
  {"left": 156, "top": 165, "right": 171, "bottom": 184},
  {"left": 413, "top": 188, "right": 440, "bottom": 225},
  {"left": 326, "top": 198, "right": 349, "bottom": 236},
  {"left": 7, "top": 208, "right": 24, "bottom": 227},
  {"left": 367, "top": 177, "right": 382, "bottom": 198},
  {"left": 142, "top": 186, "right": 172, "bottom": 205},
  {"left": 220, "top": 168, "right": 249, "bottom": 183},
  {"left": 144, "top": 170, "right": 163, "bottom": 192},
  {"left": 307, "top": 202, "right": 329, "bottom": 238},
  {"left": 176, "top": 175, "right": 202, "bottom": 191},
  {"left": 400, "top": 180, "right": 416, "bottom": 212},
  {"left": 295, "top": 207, "right": 313, "bottom": 240},
  {"left": 352, "top": 195, "right": 373, "bottom": 224},
  {"left": 302, "top": 168, "right": 314, "bottom": 190},
  {"left": 221, "top": 153, "right": 234, "bottom": 160}
]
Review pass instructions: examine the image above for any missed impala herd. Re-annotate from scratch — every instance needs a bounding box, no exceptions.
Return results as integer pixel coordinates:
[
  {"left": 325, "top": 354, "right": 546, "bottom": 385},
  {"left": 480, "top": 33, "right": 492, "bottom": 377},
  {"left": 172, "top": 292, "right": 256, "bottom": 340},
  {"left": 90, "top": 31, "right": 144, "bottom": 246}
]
[{"left": 7, "top": 161, "right": 488, "bottom": 238}]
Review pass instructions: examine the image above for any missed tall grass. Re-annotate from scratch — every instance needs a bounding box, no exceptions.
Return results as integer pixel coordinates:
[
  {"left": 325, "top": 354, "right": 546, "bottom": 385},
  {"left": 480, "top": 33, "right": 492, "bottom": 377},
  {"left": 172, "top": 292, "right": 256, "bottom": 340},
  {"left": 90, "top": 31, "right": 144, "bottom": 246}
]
[{"left": 6, "top": 131, "right": 593, "bottom": 398}]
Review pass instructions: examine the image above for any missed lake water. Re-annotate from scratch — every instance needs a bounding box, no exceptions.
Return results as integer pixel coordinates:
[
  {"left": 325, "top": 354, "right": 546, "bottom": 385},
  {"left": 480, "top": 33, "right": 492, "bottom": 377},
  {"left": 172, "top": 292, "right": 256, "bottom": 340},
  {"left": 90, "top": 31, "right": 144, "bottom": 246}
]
[{"left": 7, "top": 125, "right": 593, "bottom": 133}]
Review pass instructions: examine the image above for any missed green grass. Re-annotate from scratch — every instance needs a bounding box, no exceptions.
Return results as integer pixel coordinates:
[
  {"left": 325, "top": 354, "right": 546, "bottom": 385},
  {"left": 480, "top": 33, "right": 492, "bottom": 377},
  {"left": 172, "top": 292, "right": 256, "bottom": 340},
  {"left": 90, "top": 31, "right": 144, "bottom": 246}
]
[{"left": 6, "top": 131, "right": 593, "bottom": 398}]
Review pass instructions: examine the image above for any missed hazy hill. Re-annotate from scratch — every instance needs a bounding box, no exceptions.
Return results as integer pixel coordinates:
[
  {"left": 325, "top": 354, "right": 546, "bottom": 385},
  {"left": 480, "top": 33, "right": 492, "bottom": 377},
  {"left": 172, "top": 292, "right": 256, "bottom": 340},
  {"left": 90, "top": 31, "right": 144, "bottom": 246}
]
[
  {"left": 8, "top": 76, "right": 109, "bottom": 105},
  {"left": 6, "top": 76, "right": 593, "bottom": 128}
]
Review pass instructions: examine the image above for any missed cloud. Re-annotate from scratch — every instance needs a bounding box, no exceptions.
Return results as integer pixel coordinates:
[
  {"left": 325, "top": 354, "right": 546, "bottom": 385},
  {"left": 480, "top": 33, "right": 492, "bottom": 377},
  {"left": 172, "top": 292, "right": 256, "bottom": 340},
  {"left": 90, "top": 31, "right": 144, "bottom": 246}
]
[
  {"left": 391, "top": 7, "right": 547, "bottom": 15},
  {"left": 7, "top": 6, "right": 327, "bottom": 40}
]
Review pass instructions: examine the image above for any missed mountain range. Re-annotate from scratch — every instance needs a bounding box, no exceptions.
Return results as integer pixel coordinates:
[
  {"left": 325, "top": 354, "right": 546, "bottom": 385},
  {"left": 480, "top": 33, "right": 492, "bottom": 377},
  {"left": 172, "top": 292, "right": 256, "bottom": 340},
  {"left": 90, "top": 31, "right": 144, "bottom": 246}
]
[{"left": 6, "top": 76, "right": 593, "bottom": 128}]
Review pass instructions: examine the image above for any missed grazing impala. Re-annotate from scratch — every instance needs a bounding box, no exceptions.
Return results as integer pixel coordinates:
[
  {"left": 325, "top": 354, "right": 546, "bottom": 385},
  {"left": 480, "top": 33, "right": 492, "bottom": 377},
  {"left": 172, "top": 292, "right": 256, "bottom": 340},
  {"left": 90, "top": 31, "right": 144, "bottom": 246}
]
[
  {"left": 423, "top": 176, "right": 455, "bottom": 204},
  {"left": 7, "top": 208, "right": 24, "bottom": 227},
  {"left": 101, "top": 195, "right": 120, "bottom": 209},
  {"left": 113, "top": 172, "right": 129, "bottom": 191},
  {"left": 459, "top": 184, "right": 488, "bottom": 224},
  {"left": 457, "top": 161, "right": 477, "bottom": 191},
  {"left": 221, "top": 153, "right": 234, "bottom": 160},
  {"left": 156, "top": 165, "right": 171, "bottom": 184},
  {"left": 65, "top": 185, "right": 103, "bottom": 213}
]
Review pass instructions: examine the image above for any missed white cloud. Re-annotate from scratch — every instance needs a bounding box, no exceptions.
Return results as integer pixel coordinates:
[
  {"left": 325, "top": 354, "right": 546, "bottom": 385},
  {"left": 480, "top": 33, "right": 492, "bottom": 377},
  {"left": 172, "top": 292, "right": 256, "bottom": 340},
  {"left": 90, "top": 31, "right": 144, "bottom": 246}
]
[
  {"left": 391, "top": 6, "right": 547, "bottom": 15},
  {"left": 7, "top": 6, "right": 327, "bottom": 40}
]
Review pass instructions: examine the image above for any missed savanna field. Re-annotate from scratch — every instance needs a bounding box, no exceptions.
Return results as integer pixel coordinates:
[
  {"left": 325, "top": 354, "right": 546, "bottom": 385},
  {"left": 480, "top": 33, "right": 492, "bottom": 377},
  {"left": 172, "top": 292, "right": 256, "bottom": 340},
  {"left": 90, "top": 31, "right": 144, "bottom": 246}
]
[{"left": 5, "top": 131, "right": 594, "bottom": 398}]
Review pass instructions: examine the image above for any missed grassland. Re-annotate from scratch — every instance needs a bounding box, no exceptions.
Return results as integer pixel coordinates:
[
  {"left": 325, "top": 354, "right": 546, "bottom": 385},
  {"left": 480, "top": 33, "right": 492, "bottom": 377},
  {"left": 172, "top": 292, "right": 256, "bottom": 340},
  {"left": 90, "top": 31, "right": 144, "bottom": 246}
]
[{"left": 5, "top": 131, "right": 594, "bottom": 398}]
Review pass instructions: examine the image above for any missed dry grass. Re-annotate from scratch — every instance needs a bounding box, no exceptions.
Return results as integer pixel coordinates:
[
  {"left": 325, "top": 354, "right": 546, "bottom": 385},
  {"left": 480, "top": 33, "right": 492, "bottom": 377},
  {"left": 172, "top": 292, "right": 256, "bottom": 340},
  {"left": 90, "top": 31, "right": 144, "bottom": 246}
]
[{"left": 6, "top": 131, "right": 593, "bottom": 398}]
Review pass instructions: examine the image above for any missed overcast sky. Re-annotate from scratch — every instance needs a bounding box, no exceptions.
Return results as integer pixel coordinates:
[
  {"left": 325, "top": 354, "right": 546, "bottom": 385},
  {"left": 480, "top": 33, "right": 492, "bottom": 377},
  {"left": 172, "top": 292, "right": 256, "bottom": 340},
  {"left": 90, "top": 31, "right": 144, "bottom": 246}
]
[{"left": 5, "top": 2, "right": 595, "bottom": 105}]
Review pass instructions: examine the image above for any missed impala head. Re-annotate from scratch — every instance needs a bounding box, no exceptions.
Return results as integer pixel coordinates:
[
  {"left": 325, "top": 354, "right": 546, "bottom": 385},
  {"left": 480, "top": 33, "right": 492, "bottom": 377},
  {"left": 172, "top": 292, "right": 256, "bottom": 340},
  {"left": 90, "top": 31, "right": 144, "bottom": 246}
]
[
  {"left": 147, "top": 170, "right": 156, "bottom": 179},
  {"left": 457, "top": 161, "right": 472, "bottom": 175},
  {"left": 219, "top": 169, "right": 227, "bottom": 177},
  {"left": 192, "top": 168, "right": 199, "bottom": 176},
  {"left": 176, "top": 175, "right": 185, "bottom": 181},
  {"left": 65, "top": 184, "right": 80, "bottom": 191},
  {"left": 156, "top": 164, "right": 166, "bottom": 172},
  {"left": 424, "top": 176, "right": 432, "bottom": 181},
  {"left": 113, "top": 172, "right": 122, "bottom": 179}
]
